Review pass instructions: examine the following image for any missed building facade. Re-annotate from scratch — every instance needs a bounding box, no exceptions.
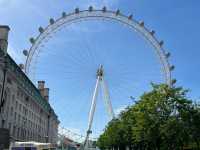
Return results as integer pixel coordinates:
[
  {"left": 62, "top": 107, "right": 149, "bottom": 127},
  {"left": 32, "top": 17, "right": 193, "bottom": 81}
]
[{"left": 0, "top": 25, "right": 59, "bottom": 143}]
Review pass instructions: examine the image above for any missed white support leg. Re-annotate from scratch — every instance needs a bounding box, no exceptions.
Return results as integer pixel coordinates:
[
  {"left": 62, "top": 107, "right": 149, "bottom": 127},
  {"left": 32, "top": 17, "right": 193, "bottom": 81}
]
[
  {"left": 84, "top": 76, "right": 100, "bottom": 148},
  {"left": 101, "top": 77, "right": 115, "bottom": 119},
  {"left": 84, "top": 65, "right": 115, "bottom": 149}
]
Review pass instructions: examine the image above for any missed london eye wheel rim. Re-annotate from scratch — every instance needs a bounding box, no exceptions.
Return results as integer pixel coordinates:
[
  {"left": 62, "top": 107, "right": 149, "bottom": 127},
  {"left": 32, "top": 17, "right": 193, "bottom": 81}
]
[
  {"left": 24, "top": 8, "right": 173, "bottom": 86},
  {"left": 23, "top": 7, "right": 174, "bottom": 142}
]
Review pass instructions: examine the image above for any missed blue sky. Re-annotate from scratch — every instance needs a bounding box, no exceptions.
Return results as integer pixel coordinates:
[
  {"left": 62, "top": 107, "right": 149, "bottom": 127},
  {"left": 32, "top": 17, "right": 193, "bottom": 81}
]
[{"left": 1, "top": 0, "right": 200, "bottom": 140}]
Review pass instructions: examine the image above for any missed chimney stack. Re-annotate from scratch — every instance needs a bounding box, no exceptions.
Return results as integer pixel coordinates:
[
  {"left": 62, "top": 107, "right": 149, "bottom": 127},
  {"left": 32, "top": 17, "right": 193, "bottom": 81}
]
[
  {"left": 43, "top": 88, "right": 49, "bottom": 101},
  {"left": 0, "top": 25, "right": 10, "bottom": 54},
  {"left": 37, "top": 81, "right": 49, "bottom": 102},
  {"left": 38, "top": 81, "right": 45, "bottom": 89}
]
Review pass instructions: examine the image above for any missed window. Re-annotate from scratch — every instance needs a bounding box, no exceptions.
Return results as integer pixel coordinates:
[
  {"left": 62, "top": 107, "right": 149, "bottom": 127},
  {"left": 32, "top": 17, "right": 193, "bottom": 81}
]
[
  {"left": 8, "top": 122, "right": 11, "bottom": 130},
  {"left": 23, "top": 106, "right": 25, "bottom": 114},
  {"left": 17, "top": 90, "right": 19, "bottom": 97},
  {"left": 4, "top": 91, "right": 7, "bottom": 109},
  {"left": 12, "top": 95, "right": 15, "bottom": 103},
  {"left": 1, "top": 120, "right": 5, "bottom": 128},
  {"left": 13, "top": 125, "right": 16, "bottom": 136},
  {"left": 17, "top": 127, "right": 20, "bottom": 138},
  {"left": 16, "top": 101, "right": 18, "bottom": 110},
  {"left": 10, "top": 107, "right": 13, "bottom": 116},
  {"left": 19, "top": 104, "right": 22, "bottom": 111},
  {"left": 18, "top": 114, "right": 21, "bottom": 124},
  {"left": 20, "top": 92, "right": 23, "bottom": 98},
  {"left": 14, "top": 112, "right": 17, "bottom": 121},
  {"left": 24, "top": 130, "right": 26, "bottom": 139},
  {"left": 0, "top": 85, "right": 2, "bottom": 96}
]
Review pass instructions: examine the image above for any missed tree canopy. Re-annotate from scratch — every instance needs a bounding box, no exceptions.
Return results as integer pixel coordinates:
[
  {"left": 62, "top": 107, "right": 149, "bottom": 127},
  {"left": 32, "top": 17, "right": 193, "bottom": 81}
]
[{"left": 97, "top": 84, "right": 200, "bottom": 150}]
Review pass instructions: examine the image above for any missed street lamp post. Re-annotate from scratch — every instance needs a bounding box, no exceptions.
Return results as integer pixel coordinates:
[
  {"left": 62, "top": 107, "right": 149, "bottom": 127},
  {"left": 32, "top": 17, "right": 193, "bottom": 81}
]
[{"left": 0, "top": 25, "right": 10, "bottom": 114}]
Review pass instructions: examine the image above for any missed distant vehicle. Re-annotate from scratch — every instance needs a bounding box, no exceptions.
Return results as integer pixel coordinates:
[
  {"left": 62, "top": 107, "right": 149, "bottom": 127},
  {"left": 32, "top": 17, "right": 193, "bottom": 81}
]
[{"left": 9, "top": 141, "right": 56, "bottom": 150}]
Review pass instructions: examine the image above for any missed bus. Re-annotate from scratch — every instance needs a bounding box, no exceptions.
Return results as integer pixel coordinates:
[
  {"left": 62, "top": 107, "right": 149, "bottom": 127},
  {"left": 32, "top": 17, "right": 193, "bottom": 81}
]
[{"left": 9, "top": 141, "right": 56, "bottom": 150}]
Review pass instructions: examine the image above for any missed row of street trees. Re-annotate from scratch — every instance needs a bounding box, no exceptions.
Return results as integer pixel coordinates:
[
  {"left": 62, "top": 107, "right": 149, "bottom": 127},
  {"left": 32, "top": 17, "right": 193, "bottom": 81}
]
[{"left": 97, "top": 84, "right": 200, "bottom": 150}]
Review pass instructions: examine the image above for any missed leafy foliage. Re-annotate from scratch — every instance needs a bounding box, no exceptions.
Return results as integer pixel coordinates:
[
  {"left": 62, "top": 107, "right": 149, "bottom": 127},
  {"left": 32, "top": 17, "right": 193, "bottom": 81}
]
[{"left": 97, "top": 84, "right": 200, "bottom": 150}]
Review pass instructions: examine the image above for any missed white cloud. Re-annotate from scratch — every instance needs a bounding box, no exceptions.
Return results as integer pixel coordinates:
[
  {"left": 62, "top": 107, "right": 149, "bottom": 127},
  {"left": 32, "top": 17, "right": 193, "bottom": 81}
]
[{"left": 114, "top": 105, "right": 127, "bottom": 116}]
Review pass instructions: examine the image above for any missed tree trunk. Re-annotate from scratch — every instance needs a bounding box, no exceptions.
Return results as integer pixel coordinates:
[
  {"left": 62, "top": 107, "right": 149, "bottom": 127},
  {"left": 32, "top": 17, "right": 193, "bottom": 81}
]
[{"left": 195, "top": 140, "right": 200, "bottom": 150}]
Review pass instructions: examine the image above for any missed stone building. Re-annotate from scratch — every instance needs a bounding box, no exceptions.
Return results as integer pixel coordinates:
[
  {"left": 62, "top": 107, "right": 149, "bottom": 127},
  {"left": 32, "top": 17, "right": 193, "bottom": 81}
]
[{"left": 0, "top": 25, "right": 59, "bottom": 143}]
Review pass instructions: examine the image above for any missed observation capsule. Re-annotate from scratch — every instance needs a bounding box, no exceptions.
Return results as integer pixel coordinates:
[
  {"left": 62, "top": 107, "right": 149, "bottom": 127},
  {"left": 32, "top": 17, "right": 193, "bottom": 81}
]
[
  {"left": 150, "top": 30, "right": 155, "bottom": 35},
  {"left": 128, "top": 14, "right": 133, "bottom": 20},
  {"left": 89, "top": 6, "right": 93, "bottom": 12},
  {"left": 102, "top": 6, "right": 107, "bottom": 12},
  {"left": 62, "top": 12, "right": 66, "bottom": 18},
  {"left": 139, "top": 21, "right": 144, "bottom": 27},
  {"left": 75, "top": 8, "right": 79, "bottom": 13},
  {"left": 165, "top": 52, "right": 171, "bottom": 58},
  {"left": 116, "top": 9, "right": 120, "bottom": 15},
  {"left": 170, "top": 65, "right": 175, "bottom": 71},
  {"left": 49, "top": 18, "right": 55, "bottom": 25},
  {"left": 159, "top": 40, "right": 164, "bottom": 46},
  {"left": 19, "top": 63, "right": 24, "bottom": 70},
  {"left": 38, "top": 27, "right": 44, "bottom": 33},
  {"left": 171, "top": 79, "right": 177, "bottom": 85},
  {"left": 29, "top": 37, "right": 35, "bottom": 44},
  {"left": 23, "top": 49, "right": 28, "bottom": 56}
]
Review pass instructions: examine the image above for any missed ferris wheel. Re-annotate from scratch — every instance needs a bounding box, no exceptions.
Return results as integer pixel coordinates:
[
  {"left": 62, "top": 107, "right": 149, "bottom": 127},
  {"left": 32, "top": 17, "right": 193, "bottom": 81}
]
[{"left": 21, "top": 6, "right": 175, "bottom": 147}]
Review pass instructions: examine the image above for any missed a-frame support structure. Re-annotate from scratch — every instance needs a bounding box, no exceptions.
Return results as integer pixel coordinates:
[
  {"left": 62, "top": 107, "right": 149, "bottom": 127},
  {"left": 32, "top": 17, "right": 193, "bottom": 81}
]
[{"left": 83, "top": 65, "right": 115, "bottom": 149}]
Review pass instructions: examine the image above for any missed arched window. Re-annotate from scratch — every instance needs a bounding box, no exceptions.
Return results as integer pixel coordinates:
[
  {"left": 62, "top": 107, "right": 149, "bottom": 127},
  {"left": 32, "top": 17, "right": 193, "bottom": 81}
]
[{"left": 10, "top": 107, "right": 13, "bottom": 117}]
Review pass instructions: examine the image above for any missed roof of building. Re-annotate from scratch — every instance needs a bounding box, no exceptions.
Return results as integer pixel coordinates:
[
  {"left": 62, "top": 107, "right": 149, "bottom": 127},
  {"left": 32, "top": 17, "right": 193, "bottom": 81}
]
[
  {"left": 0, "top": 25, "right": 10, "bottom": 30},
  {"left": 0, "top": 49, "right": 58, "bottom": 121}
]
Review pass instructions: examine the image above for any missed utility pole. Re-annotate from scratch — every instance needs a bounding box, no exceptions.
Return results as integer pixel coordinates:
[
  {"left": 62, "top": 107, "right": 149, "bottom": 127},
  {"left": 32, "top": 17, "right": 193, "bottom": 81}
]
[{"left": 0, "top": 25, "right": 10, "bottom": 115}]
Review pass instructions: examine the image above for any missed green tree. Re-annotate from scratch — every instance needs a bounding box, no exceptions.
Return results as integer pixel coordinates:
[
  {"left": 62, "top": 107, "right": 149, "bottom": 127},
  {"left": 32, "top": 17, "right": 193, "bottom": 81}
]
[{"left": 97, "top": 84, "right": 200, "bottom": 150}]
